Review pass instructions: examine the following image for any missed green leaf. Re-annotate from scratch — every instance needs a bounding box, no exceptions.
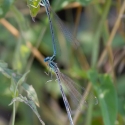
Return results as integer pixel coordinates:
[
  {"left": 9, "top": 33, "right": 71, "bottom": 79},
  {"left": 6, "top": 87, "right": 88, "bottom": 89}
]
[
  {"left": 10, "top": 70, "right": 30, "bottom": 97},
  {"left": 22, "top": 83, "right": 40, "bottom": 107},
  {"left": 0, "top": 61, "right": 40, "bottom": 110},
  {"left": 117, "top": 75, "right": 125, "bottom": 115},
  {"left": 17, "top": 71, "right": 30, "bottom": 86},
  {"left": 0, "top": 61, "right": 27, "bottom": 84},
  {"left": 0, "top": 67, "right": 15, "bottom": 79},
  {"left": 27, "top": 0, "right": 40, "bottom": 17},
  {"left": 87, "top": 70, "right": 117, "bottom": 125},
  {"left": 0, "top": 60, "right": 8, "bottom": 68},
  {"left": 10, "top": 77, "right": 18, "bottom": 97},
  {"left": 0, "top": 61, "right": 21, "bottom": 84},
  {"left": 9, "top": 95, "right": 45, "bottom": 125},
  {"left": 0, "top": 73, "right": 10, "bottom": 96},
  {"left": 0, "top": 0, "right": 14, "bottom": 18}
]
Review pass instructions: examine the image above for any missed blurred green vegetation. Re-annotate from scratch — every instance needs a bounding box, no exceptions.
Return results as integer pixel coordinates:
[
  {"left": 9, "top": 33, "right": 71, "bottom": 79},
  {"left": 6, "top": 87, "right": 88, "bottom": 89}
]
[{"left": 0, "top": 0, "right": 125, "bottom": 125}]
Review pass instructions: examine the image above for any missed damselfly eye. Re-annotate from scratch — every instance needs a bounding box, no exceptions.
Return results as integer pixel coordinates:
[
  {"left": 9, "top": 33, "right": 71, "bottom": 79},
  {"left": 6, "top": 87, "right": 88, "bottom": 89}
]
[{"left": 44, "top": 57, "right": 50, "bottom": 62}]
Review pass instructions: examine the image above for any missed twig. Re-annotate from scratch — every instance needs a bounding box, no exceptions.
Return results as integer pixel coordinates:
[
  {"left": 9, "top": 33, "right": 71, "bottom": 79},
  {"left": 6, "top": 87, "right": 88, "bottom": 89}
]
[
  {"left": 107, "top": 46, "right": 115, "bottom": 79},
  {"left": 0, "top": 18, "right": 19, "bottom": 37},
  {"left": 73, "top": 84, "right": 92, "bottom": 124},
  {"left": 73, "top": 7, "right": 82, "bottom": 36},
  {"left": 98, "top": 0, "right": 125, "bottom": 68},
  {"left": 26, "top": 42, "right": 47, "bottom": 67},
  {"left": 107, "top": 48, "right": 125, "bottom": 73}
]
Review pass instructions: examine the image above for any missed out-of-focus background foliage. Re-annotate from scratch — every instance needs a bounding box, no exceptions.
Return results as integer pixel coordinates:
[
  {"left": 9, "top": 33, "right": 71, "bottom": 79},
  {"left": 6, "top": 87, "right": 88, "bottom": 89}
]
[{"left": 0, "top": 0, "right": 125, "bottom": 125}]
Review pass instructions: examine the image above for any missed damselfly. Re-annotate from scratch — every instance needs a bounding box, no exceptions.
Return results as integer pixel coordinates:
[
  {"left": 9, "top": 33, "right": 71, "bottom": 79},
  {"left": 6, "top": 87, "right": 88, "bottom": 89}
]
[
  {"left": 44, "top": 57, "right": 87, "bottom": 125},
  {"left": 29, "top": 0, "right": 79, "bottom": 58}
]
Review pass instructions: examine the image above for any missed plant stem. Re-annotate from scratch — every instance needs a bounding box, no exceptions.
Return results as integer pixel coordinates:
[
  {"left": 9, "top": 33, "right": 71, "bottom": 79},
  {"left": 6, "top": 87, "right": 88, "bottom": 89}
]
[
  {"left": 73, "top": 83, "right": 91, "bottom": 124},
  {"left": 97, "top": 0, "right": 125, "bottom": 68},
  {"left": 11, "top": 83, "right": 18, "bottom": 125},
  {"left": 11, "top": 102, "right": 16, "bottom": 125}
]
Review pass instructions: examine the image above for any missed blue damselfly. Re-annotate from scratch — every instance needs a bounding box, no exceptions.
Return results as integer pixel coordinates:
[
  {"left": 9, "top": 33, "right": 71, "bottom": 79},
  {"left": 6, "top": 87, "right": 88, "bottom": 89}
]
[
  {"left": 44, "top": 57, "right": 87, "bottom": 125},
  {"left": 29, "top": 0, "right": 79, "bottom": 58}
]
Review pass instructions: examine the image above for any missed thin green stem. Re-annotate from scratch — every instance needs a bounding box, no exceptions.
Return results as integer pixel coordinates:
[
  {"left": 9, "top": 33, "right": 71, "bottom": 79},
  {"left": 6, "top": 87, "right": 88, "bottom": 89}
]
[
  {"left": 11, "top": 81, "right": 18, "bottom": 125},
  {"left": 11, "top": 102, "right": 16, "bottom": 125}
]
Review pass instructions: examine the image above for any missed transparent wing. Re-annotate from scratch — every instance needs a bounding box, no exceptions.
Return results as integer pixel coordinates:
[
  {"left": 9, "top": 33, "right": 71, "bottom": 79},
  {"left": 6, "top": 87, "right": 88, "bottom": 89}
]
[
  {"left": 59, "top": 72, "right": 98, "bottom": 112},
  {"left": 45, "top": 5, "right": 61, "bottom": 56},
  {"left": 59, "top": 72, "right": 87, "bottom": 111},
  {"left": 50, "top": 7, "right": 80, "bottom": 48}
]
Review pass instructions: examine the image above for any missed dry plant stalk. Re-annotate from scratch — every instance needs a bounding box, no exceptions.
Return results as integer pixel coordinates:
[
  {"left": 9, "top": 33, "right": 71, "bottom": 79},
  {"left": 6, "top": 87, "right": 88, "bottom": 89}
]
[
  {"left": 0, "top": 18, "right": 47, "bottom": 67},
  {"left": 98, "top": 0, "right": 125, "bottom": 68}
]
